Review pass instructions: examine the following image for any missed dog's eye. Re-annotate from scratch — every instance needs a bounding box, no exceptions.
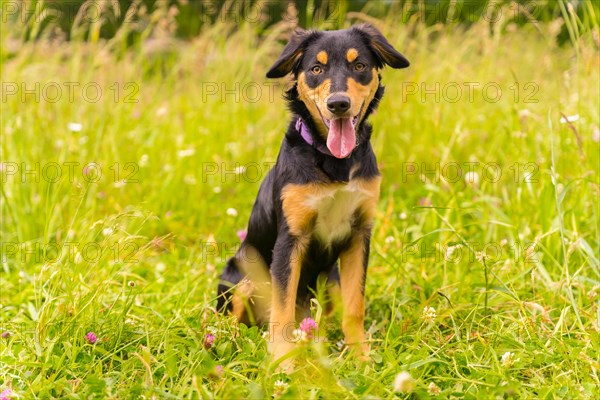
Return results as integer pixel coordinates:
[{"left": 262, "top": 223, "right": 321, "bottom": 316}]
[
  {"left": 354, "top": 62, "right": 366, "bottom": 71},
  {"left": 311, "top": 65, "right": 323, "bottom": 75}
]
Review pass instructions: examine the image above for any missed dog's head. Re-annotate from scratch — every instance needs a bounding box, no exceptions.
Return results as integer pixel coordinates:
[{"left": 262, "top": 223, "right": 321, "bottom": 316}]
[{"left": 267, "top": 24, "right": 409, "bottom": 158}]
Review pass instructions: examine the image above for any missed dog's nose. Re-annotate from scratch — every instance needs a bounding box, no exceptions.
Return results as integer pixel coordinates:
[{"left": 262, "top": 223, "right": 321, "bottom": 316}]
[{"left": 327, "top": 94, "right": 351, "bottom": 115}]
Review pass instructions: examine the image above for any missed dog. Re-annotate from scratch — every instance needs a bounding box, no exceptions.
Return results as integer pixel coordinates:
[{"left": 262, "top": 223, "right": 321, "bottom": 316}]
[{"left": 216, "top": 24, "right": 409, "bottom": 362}]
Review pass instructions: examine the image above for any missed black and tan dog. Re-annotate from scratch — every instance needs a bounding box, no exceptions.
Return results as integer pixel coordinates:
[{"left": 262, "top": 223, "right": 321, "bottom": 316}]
[{"left": 217, "top": 24, "right": 409, "bottom": 361}]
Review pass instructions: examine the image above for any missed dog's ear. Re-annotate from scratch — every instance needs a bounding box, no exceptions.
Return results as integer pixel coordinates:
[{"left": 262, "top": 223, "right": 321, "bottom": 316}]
[
  {"left": 353, "top": 24, "right": 409, "bottom": 69},
  {"left": 266, "top": 28, "right": 313, "bottom": 78}
]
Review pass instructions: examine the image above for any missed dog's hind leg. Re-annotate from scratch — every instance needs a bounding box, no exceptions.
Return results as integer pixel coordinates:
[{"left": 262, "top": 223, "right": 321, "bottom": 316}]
[
  {"left": 217, "top": 257, "right": 249, "bottom": 323},
  {"left": 217, "top": 244, "right": 271, "bottom": 325}
]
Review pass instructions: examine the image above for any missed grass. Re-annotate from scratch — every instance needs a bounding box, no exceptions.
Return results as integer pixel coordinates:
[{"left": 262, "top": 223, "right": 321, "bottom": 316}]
[{"left": 1, "top": 1, "right": 599, "bottom": 398}]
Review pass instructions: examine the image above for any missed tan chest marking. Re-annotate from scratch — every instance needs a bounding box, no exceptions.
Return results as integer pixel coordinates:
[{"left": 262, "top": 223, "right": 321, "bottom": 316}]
[{"left": 281, "top": 177, "right": 381, "bottom": 241}]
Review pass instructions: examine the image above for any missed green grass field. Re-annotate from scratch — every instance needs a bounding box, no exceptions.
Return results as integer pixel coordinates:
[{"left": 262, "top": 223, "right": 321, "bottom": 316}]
[{"left": 1, "top": 1, "right": 599, "bottom": 398}]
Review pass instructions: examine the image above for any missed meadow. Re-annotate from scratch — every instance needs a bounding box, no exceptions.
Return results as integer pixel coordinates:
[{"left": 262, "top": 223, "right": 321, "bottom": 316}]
[{"left": 1, "top": 1, "right": 599, "bottom": 398}]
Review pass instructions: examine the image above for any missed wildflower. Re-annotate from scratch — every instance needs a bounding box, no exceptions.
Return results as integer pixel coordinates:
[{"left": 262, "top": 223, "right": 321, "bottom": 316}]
[
  {"left": 156, "top": 106, "right": 168, "bottom": 117},
  {"left": 273, "top": 380, "right": 289, "bottom": 397},
  {"left": 291, "top": 329, "right": 307, "bottom": 343},
  {"left": 102, "top": 227, "right": 113, "bottom": 236},
  {"left": 139, "top": 154, "right": 149, "bottom": 167},
  {"left": 501, "top": 351, "right": 516, "bottom": 368},
  {"left": 518, "top": 109, "right": 531, "bottom": 118},
  {"left": 226, "top": 208, "right": 238, "bottom": 217},
  {"left": 85, "top": 332, "right": 98, "bottom": 344},
  {"left": 393, "top": 371, "right": 415, "bottom": 393},
  {"left": 213, "top": 186, "right": 222, "bottom": 194},
  {"left": 299, "top": 317, "right": 318, "bottom": 339},
  {"left": 427, "top": 382, "right": 441, "bottom": 396},
  {"left": 184, "top": 174, "right": 197, "bottom": 185},
  {"left": 385, "top": 236, "right": 395, "bottom": 244},
  {"left": 1, "top": 331, "right": 9, "bottom": 339},
  {"left": 68, "top": 122, "right": 82, "bottom": 132},
  {"left": 592, "top": 127, "right": 599, "bottom": 143},
  {"left": 177, "top": 148, "right": 195, "bottom": 158},
  {"left": 204, "top": 333, "right": 215, "bottom": 349},
  {"left": 237, "top": 230, "right": 247, "bottom": 242},
  {"left": 560, "top": 114, "right": 579, "bottom": 123},
  {"left": 209, "top": 365, "right": 224, "bottom": 378},
  {"left": 418, "top": 197, "right": 432, "bottom": 207},
  {"left": 0, "top": 388, "right": 13, "bottom": 400},
  {"left": 445, "top": 245, "right": 460, "bottom": 260},
  {"left": 422, "top": 306, "right": 437, "bottom": 324},
  {"left": 156, "top": 262, "right": 166, "bottom": 272},
  {"left": 82, "top": 164, "right": 98, "bottom": 178},
  {"left": 475, "top": 251, "right": 486, "bottom": 263},
  {"left": 399, "top": 212, "right": 407, "bottom": 220}
]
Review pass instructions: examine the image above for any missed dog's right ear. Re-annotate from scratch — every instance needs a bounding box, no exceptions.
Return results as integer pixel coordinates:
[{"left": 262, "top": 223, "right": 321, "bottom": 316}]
[{"left": 266, "top": 29, "right": 313, "bottom": 79}]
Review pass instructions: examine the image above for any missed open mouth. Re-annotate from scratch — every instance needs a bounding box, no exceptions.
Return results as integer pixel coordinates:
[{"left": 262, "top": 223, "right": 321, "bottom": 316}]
[{"left": 322, "top": 115, "right": 359, "bottom": 159}]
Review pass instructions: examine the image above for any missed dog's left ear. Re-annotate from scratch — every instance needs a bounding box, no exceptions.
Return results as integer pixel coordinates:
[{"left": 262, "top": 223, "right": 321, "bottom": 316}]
[
  {"left": 353, "top": 24, "right": 410, "bottom": 69},
  {"left": 266, "top": 28, "right": 314, "bottom": 78}
]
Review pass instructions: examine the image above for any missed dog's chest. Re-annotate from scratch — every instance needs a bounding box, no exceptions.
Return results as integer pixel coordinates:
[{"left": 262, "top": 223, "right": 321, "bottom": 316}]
[{"left": 306, "top": 181, "right": 370, "bottom": 243}]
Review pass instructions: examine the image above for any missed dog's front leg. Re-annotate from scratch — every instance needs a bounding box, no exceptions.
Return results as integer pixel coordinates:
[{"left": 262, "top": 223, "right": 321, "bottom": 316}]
[
  {"left": 339, "top": 233, "right": 370, "bottom": 358},
  {"left": 269, "top": 235, "right": 308, "bottom": 362}
]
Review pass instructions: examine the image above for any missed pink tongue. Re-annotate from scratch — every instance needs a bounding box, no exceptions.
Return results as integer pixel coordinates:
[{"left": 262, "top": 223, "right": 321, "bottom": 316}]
[{"left": 326, "top": 118, "right": 356, "bottom": 158}]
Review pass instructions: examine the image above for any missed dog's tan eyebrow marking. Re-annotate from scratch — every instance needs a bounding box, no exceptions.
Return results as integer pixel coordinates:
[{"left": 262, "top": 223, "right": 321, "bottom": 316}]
[
  {"left": 316, "top": 51, "right": 328, "bottom": 65},
  {"left": 346, "top": 48, "right": 359, "bottom": 62}
]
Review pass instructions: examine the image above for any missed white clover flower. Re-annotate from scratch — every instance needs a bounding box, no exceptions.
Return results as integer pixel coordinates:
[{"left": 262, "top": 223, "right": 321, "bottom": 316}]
[
  {"left": 427, "top": 382, "right": 441, "bottom": 396},
  {"left": 399, "top": 212, "right": 407, "bottom": 220},
  {"left": 445, "top": 245, "right": 460, "bottom": 260},
  {"left": 226, "top": 208, "right": 238, "bottom": 217},
  {"left": 68, "top": 122, "right": 82, "bottom": 132},
  {"left": 184, "top": 174, "right": 197, "bottom": 185},
  {"left": 560, "top": 114, "right": 579, "bottom": 123},
  {"left": 422, "top": 306, "right": 437, "bottom": 324},
  {"left": 273, "top": 380, "right": 289, "bottom": 397},
  {"left": 476, "top": 251, "right": 486, "bottom": 263},
  {"left": 385, "top": 236, "right": 395, "bottom": 244},
  {"left": 393, "top": 371, "right": 415, "bottom": 393},
  {"left": 291, "top": 328, "right": 307, "bottom": 343},
  {"left": 177, "top": 148, "right": 195, "bottom": 158},
  {"left": 501, "top": 351, "right": 517, "bottom": 368},
  {"left": 156, "top": 106, "right": 168, "bottom": 116}
]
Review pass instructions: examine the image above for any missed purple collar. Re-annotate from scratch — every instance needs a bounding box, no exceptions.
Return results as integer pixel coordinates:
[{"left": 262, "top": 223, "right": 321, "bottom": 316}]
[{"left": 295, "top": 117, "right": 333, "bottom": 156}]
